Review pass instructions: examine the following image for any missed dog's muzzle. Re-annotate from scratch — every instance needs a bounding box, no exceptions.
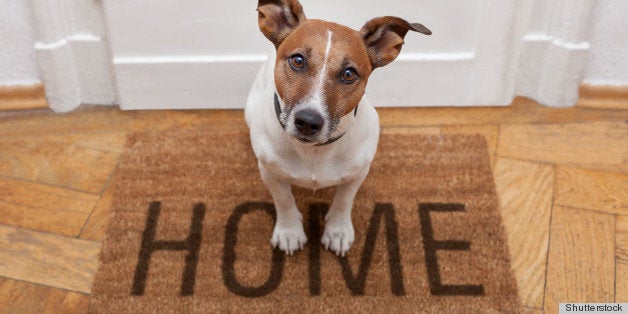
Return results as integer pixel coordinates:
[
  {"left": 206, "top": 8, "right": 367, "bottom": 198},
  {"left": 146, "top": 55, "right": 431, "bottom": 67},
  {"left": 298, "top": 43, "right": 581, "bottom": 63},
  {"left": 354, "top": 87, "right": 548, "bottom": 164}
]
[{"left": 274, "top": 93, "right": 357, "bottom": 146}]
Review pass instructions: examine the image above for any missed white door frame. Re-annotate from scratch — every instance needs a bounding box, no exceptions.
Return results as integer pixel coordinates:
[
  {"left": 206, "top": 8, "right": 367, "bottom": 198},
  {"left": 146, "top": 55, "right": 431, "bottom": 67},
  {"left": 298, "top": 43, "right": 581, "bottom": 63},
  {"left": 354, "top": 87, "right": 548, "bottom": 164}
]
[
  {"left": 30, "top": 0, "right": 596, "bottom": 111},
  {"left": 515, "top": 0, "right": 596, "bottom": 107},
  {"left": 29, "top": 0, "right": 116, "bottom": 112}
]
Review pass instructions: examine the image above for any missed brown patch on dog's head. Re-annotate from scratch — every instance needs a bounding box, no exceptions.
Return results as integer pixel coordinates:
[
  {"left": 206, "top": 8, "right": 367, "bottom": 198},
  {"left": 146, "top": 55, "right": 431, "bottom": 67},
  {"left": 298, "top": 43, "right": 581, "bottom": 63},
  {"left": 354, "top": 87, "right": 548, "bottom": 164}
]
[
  {"left": 257, "top": 0, "right": 431, "bottom": 142},
  {"left": 274, "top": 19, "right": 372, "bottom": 119}
]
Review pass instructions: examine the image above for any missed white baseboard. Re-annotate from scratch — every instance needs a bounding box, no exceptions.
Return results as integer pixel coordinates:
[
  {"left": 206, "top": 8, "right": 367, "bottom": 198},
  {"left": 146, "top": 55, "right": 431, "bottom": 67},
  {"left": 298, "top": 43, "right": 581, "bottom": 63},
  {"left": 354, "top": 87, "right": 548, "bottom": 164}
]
[{"left": 114, "top": 57, "right": 264, "bottom": 110}]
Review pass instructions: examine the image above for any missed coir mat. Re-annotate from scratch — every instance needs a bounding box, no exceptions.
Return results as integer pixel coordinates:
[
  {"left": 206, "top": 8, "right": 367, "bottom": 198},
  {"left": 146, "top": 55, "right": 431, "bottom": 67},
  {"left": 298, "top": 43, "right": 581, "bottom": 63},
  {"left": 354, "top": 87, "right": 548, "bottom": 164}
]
[{"left": 89, "top": 130, "right": 521, "bottom": 312}]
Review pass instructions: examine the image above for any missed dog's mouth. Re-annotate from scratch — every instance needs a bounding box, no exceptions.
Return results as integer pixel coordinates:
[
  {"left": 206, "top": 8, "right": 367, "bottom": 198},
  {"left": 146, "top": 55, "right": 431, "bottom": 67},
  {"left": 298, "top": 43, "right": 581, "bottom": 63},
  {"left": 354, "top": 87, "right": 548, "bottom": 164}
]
[
  {"left": 295, "top": 136, "right": 315, "bottom": 144},
  {"left": 290, "top": 117, "right": 347, "bottom": 146}
]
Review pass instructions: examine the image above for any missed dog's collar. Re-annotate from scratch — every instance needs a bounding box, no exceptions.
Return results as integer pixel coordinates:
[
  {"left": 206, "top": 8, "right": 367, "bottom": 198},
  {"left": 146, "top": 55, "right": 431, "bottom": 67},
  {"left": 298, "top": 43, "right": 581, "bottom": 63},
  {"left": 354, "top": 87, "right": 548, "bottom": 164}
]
[{"left": 274, "top": 93, "right": 357, "bottom": 147}]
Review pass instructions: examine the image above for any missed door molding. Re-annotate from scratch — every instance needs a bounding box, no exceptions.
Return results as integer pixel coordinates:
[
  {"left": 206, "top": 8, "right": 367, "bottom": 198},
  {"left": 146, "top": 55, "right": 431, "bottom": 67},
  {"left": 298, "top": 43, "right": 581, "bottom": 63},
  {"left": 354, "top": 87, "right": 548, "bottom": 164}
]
[
  {"left": 29, "top": 0, "right": 116, "bottom": 112},
  {"left": 514, "top": 0, "right": 596, "bottom": 107},
  {"left": 30, "top": 0, "right": 597, "bottom": 111}
]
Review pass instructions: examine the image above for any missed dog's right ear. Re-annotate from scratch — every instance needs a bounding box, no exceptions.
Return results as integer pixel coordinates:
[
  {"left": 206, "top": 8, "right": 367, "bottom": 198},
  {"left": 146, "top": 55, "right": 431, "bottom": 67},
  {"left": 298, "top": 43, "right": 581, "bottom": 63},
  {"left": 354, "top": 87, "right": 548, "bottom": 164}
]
[
  {"left": 360, "top": 16, "right": 431, "bottom": 69},
  {"left": 257, "top": 0, "right": 306, "bottom": 47}
]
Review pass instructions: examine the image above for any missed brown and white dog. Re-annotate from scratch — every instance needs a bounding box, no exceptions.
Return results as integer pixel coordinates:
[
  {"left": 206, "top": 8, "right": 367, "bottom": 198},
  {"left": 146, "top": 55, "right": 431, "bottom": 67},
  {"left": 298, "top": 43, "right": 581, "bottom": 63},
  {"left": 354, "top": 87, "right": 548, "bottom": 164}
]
[{"left": 245, "top": 0, "right": 431, "bottom": 256}]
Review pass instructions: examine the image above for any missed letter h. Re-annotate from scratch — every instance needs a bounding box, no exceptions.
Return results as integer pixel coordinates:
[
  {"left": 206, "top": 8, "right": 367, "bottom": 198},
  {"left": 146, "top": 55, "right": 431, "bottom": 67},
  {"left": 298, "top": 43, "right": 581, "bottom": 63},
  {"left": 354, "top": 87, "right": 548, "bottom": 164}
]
[{"left": 131, "top": 201, "right": 206, "bottom": 296}]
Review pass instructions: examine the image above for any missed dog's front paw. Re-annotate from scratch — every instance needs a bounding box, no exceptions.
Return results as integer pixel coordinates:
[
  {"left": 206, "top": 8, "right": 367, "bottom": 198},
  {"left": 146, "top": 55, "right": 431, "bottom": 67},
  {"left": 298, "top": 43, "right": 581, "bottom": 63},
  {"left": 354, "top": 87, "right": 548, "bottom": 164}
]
[
  {"left": 271, "top": 223, "right": 307, "bottom": 255},
  {"left": 321, "top": 219, "right": 354, "bottom": 257}
]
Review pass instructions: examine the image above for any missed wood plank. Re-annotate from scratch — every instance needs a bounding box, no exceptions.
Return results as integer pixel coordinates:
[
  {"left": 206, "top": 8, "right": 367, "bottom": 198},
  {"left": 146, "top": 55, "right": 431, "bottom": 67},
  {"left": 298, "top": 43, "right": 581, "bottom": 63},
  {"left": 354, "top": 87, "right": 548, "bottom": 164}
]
[
  {"left": 0, "top": 84, "right": 48, "bottom": 111},
  {"left": 555, "top": 166, "right": 628, "bottom": 214},
  {"left": 70, "top": 132, "right": 127, "bottom": 154},
  {"left": 0, "top": 133, "right": 124, "bottom": 193},
  {"left": 380, "top": 126, "right": 441, "bottom": 135},
  {"left": 0, "top": 131, "right": 128, "bottom": 153},
  {"left": 79, "top": 182, "right": 114, "bottom": 241},
  {"left": 0, "top": 177, "right": 99, "bottom": 237},
  {"left": 498, "top": 122, "right": 628, "bottom": 174},
  {"left": 442, "top": 124, "right": 499, "bottom": 168},
  {"left": 523, "top": 307, "right": 544, "bottom": 314},
  {"left": 1, "top": 97, "right": 627, "bottom": 138},
  {"left": 0, "top": 224, "right": 101, "bottom": 294},
  {"left": 494, "top": 157, "right": 553, "bottom": 308},
  {"left": 0, "top": 277, "right": 90, "bottom": 313},
  {"left": 617, "top": 264, "right": 628, "bottom": 303},
  {"left": 617, "top": 215, "right": 628, "bottom": 302},
  {"left": 544, "top": 206, "right": 615, "bottom": 312},
  {"left": 378, "top": 97, "right": 628, "bottom": 127},
  {"left": 0, "top": 106, "right": 244, "bottom": 138},
  {"left": 579, "top": 83, "right": 628, "bottom": 110}
]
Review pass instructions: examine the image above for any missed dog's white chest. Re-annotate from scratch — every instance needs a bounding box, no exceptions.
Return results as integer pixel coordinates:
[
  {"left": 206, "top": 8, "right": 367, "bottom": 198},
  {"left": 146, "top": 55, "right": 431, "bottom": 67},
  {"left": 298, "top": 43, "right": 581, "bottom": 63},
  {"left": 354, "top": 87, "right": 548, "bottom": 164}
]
[
  {"left": 289, "top": 168, "right": 349, "bottom": 190},
  {"left": 258, "top": 146, "right": 365, "bottom": 190}
]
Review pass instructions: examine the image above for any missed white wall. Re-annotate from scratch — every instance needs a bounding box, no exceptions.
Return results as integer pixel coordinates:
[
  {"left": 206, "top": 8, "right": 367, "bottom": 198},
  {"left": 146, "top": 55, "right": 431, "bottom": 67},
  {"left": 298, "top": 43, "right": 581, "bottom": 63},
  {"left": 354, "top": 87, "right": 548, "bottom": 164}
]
[
  {"left": 583, "top": 0, "right": 628, "bottom": 86},
  {"left": 0, "top": 0, "right": 40, "bottom": 86}
]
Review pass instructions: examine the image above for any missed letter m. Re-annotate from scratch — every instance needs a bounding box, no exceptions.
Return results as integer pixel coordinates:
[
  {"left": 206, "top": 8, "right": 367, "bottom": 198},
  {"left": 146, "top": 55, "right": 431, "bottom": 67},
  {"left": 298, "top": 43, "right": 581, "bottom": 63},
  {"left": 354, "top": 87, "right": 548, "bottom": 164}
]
[{"left": 308, "top": 203, "right": 405, "bottom": 296}]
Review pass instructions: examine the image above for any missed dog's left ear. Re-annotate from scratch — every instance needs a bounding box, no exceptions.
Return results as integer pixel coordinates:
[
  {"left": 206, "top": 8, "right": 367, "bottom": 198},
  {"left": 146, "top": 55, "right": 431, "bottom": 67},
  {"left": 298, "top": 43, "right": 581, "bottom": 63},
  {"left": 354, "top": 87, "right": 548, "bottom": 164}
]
[
  {"left": 257, "top": 0, "right": 307, "bottom": 47},
  {"left": 360, "top": 16, "right": 431, "bottom": 69}
]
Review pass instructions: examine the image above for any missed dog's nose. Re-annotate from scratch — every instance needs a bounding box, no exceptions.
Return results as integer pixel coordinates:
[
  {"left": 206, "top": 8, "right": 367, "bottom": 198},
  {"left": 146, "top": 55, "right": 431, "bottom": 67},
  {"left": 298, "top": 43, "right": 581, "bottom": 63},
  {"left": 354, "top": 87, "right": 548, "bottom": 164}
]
[{"left": 294, "top": 109, "right": 324, "bottom": 136}]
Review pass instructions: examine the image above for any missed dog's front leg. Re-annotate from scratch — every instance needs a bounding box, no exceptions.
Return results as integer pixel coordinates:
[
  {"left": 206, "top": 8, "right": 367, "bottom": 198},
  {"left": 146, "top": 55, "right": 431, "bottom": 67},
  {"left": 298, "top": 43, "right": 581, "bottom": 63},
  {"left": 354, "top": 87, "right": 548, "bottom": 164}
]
[
  {"left": 322, "top": 168, "right": 370, "bottom": 256},
  {"left": 259, "top": 163, "right": 307, "bottom": 255}
]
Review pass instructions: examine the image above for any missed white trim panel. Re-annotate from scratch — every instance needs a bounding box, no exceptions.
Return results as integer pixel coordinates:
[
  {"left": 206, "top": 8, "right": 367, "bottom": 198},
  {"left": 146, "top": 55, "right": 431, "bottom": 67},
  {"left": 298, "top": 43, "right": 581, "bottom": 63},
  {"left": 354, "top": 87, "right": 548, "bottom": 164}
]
[
  {"left": 115, "top": 52, "right": 480, "bottom": 110},
  {"left": 115, "top": 59, "right": 263, "bottom": 110}
]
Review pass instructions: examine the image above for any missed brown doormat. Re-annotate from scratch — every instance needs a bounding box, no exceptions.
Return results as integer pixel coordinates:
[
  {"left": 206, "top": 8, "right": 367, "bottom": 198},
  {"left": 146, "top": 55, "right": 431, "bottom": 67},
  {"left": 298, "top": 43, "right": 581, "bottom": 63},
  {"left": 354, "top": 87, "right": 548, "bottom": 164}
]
[{"left": 90, "top": 130, "right": 521, "bottom": 312}]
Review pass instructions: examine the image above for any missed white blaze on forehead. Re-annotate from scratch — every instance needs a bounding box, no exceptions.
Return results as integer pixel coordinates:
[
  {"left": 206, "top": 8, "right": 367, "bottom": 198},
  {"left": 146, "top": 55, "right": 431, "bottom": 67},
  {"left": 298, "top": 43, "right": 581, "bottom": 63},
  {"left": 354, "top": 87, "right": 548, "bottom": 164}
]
[
  {"left": 307, "top": 30, "right": 333, "bottom": 118},
  {"left": 316, "top": 30, "right": 333, "bottom": 89}
]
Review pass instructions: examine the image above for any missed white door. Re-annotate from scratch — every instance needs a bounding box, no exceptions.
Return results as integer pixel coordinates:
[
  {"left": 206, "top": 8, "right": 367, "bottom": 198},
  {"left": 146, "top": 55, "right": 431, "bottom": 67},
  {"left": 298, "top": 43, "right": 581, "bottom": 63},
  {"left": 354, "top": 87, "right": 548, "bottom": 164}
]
[
  {"left": 30, "top": 0, "right": 595, "bottom": 111},
  {"left": 102, "top": 0, "right": 517, "bottom": 109}
]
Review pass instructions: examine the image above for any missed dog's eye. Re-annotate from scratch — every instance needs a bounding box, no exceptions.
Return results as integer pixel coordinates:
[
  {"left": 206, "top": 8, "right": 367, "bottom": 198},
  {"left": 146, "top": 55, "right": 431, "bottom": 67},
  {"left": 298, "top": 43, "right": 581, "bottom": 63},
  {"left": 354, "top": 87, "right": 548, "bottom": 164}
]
[
  {"left": 341, "top": 68, "right": 358, "bottom": 83},
  {"left": 289, "top": 54, "right": 306, "bottom": 70}
]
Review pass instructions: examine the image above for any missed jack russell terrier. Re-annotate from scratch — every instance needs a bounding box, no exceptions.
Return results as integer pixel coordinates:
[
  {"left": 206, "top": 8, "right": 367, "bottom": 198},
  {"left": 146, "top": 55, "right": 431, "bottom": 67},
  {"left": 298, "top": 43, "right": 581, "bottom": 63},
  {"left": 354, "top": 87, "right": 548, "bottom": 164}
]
[{"left": 245, "top": 0, "right": 431, "bottom": 256}]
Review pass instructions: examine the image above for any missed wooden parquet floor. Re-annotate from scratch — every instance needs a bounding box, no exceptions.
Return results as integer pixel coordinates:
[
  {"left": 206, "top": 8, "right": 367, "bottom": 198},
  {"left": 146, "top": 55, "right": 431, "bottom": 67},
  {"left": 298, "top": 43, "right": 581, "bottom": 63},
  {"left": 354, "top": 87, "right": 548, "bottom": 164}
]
[{"left": 0, "top": 97, "right": 626, "bottom": 313}]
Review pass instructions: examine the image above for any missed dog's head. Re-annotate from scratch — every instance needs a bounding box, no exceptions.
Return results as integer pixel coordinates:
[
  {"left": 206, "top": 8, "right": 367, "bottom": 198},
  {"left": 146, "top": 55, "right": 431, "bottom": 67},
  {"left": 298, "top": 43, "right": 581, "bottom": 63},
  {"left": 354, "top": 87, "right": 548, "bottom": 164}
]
[{"left": 257, "top": 0, "right": 431, "bottom": 145}]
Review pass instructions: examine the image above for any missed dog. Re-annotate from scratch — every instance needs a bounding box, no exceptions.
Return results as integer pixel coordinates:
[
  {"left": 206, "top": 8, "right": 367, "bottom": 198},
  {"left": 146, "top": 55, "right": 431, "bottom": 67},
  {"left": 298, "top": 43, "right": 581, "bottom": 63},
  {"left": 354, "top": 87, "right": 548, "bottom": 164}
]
[{"left": 245, "top": 0, "right": 431, "bottom": 256}]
